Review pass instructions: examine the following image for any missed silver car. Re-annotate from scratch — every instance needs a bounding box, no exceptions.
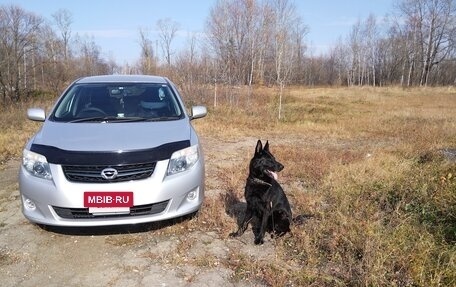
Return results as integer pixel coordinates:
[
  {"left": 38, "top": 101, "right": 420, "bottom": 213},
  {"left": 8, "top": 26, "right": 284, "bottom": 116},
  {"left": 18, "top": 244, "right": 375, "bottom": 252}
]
[{"left": 19, "top": 75, "right": 207, "bottom": 227}]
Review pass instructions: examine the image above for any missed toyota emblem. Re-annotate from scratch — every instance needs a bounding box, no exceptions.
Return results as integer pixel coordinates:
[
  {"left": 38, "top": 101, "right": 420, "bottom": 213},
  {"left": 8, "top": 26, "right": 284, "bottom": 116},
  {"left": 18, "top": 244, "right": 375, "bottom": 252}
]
[{"left": 101, "top": 167, "right": 118, "bottom": 180}]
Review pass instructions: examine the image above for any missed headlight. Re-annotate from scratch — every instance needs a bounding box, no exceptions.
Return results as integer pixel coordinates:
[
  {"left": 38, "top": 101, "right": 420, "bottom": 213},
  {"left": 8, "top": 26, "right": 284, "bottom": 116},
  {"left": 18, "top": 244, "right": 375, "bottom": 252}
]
[
  {"left": 167, "top": 145, "right": 199, "bottom": 176},
  {"left": 22, "top": 149, "right": 52, "bottom": 180}
]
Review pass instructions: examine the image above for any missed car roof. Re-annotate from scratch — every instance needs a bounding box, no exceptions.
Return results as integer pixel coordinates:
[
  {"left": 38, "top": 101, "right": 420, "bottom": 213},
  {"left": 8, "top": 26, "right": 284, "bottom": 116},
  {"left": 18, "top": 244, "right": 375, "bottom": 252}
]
[{"left": 75, "top": 75, "right": 169, "bottom": 84}]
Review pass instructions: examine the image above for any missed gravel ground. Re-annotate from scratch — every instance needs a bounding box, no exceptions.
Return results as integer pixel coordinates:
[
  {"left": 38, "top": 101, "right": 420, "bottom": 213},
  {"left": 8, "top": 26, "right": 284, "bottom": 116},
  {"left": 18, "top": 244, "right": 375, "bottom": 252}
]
[{"left": 0, "top": 137, "right": 282, "bottom": 287}]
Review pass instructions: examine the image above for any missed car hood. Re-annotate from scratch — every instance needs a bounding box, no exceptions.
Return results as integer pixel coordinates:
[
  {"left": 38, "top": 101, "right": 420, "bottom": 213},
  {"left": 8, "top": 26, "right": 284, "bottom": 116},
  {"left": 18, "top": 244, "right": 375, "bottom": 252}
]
[{"left": 32, "top": 119, "right": 191, "bottom": 152}]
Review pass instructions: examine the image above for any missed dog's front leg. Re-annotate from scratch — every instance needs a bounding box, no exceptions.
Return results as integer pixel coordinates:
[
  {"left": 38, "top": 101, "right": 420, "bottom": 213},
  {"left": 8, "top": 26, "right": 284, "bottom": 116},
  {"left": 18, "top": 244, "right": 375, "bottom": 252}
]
[{"left": 254, "top": 210, "right": 269, "bottom": 245}]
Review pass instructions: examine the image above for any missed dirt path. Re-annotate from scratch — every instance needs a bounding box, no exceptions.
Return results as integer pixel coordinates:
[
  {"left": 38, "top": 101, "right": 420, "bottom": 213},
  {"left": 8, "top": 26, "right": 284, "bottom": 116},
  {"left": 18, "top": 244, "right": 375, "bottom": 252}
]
[{"left": 0, "top": 137, "right": 280, "bottom": 287}]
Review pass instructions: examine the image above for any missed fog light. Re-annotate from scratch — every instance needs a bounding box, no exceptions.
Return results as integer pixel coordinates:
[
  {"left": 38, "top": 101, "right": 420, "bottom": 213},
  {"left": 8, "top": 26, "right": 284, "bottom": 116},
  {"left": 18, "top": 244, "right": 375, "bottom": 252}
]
[
  {"left": 187, "top": 189, "right": 198, "bottom": 201},
  {"left": 24, "top": 198, "right": 36, "bottom": 210}
]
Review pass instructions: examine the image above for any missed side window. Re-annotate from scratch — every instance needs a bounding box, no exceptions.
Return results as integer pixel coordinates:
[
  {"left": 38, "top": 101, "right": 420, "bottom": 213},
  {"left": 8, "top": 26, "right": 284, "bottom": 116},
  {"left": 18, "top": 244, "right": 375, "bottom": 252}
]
[
  {"left": 54, "top": 89, "right": 78, "bottom": 118},
  {"left": 163, "top": 86, "right": 182, "bottom": 116}
]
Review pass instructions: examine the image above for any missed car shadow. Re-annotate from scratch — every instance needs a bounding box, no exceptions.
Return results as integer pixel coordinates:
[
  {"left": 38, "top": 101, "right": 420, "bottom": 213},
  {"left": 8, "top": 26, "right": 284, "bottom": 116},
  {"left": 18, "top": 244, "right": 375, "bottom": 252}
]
[{"left": 37, "top": 212, "right": 197, "bottom": 236}]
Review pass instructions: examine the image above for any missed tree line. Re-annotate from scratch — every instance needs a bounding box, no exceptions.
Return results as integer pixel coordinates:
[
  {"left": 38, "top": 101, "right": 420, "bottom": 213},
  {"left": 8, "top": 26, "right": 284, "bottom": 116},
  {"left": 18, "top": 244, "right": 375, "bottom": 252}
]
[{"left": 1, "top": 0, "right": 455, "bottom": 105}]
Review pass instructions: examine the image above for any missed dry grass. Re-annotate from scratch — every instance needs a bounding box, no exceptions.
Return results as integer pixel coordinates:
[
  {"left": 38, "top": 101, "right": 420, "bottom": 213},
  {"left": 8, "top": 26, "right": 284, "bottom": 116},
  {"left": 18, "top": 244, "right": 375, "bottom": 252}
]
[
  {"left": 194, "top": 86, "right": 456, "bottom": 286},
  {"left": 0, "top": 97, "right": 54, "bottom": 163},
  {"left": 2, "top": 86, "right": 455, "bottom": 286}
]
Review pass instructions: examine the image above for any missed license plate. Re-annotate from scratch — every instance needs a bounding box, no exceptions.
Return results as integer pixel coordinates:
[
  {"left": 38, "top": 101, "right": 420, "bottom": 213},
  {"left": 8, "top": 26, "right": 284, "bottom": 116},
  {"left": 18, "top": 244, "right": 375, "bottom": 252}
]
[{"left": 84, "top": 191, "right": 133, "bottom": 210}]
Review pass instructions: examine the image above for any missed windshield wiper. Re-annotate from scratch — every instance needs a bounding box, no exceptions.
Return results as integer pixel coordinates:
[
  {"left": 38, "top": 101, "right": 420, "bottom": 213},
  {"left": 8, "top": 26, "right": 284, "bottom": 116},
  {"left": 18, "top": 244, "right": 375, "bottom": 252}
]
[
  {"left": 145, "top": 116, "right": 181, "bottom": 122},
  {"left": 69, "top": 115, "right": 181, "bottom": 123},
  {"left": 69, "top": 116, "right": 149, "bottom": 123}
]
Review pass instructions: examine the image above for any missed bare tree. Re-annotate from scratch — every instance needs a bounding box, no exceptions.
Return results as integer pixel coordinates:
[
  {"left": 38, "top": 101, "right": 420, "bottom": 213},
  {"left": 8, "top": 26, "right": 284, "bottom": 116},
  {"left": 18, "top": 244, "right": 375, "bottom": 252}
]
[
  {"left": 174, "top": 32, "right": 200, "bottom": 93},
  {"left": 207, "top": 0, "right": 241, "bottom": 88},
  {"left": 74, "top": 35, "right": 109, "bottom": 76},
  {"left": 205, "top": 0, "right": 307, "bottom": 108},
  {"left": 347, "top": 19, "right": 364, "bottom": 86},
  {"left": 40, "top": 24, "right": 65, "bottom": 92},
  {"left": 137, "top": 28, "right": 156, "bottom": 74},
  {"left": 347, "top": 15, "right": 382, "bottom": 86},
  {"left": 171, "top": 33, "right": 202, "bottom": 104},
  {"left": 0, "top": 5, "right": 43, "bottom": 103},
  {"left": 268, "top": 0, "right": 302, "bottom": 119},
  {"left": 49, "top": 9, "right": 74, "bottom": 91},
  {"left": 206, "top": 0, "right": 263, "bottom": 88},
  {"left": 364, "top": 14, "right": 379, "bottom": 86},
  {"left": 156, "top": 18, "right": 180, "bottom": 66},
  {"left": 329, "top": 38, "right": 352, "bottom": 85},
  {"left": 397, "top": 0, "right": 456, "bottom": 86},
  {"left": 52, "top": 9, "right": 72, "bottom": 60},
  {"left": 5, "top": 0, "right": 456, "bottom": 99}
]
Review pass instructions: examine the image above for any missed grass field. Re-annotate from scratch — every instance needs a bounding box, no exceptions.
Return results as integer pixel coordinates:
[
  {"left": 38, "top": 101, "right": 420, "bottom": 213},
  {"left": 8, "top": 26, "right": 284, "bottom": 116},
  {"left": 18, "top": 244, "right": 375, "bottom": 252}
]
[
  {"left": 193, "top": 86, "right": 456, "bottom": 286},
  {"left": 1, "top": 86, "right": 455, "bottom": 286}
]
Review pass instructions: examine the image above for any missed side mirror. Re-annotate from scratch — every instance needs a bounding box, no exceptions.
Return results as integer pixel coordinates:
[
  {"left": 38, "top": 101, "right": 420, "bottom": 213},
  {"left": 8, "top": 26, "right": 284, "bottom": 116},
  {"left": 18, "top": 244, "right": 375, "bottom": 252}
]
[
  {"left": 190, "top": 106, "right": 207, "bottom": 120},
  {"left": 27, "top": 108, "right": 46, "bottom": 122}
]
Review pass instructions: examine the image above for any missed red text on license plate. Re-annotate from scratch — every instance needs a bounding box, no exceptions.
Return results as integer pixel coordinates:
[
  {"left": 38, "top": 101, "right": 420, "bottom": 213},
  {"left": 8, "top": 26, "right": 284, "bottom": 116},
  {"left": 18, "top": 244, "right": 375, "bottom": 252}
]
[{"left": 84, "top": 192, "right": 133, "bottom": 208}]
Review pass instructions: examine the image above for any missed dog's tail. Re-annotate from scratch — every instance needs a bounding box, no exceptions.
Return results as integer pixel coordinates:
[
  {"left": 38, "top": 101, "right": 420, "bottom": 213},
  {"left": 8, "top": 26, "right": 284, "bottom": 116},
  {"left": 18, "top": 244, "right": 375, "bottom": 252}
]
[{"left": 292, "top": 214, "right": 313, "bottom": 226}]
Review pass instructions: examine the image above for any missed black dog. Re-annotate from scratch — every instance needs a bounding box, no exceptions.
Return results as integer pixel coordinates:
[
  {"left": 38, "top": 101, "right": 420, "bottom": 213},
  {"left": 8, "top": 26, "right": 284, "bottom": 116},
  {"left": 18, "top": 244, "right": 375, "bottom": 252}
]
[{"left": 229, "top": 140, "right": 292, "bottom": 245}]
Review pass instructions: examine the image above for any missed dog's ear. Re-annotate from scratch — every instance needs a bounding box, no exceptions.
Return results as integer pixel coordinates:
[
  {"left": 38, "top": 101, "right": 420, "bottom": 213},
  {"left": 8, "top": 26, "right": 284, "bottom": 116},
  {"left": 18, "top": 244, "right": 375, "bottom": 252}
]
[
  {"left": 264, "top": 141, "right": 270, "bottom": 151},
  {"left": 255, "top": 140, "right": 263, "bottom": 154}
]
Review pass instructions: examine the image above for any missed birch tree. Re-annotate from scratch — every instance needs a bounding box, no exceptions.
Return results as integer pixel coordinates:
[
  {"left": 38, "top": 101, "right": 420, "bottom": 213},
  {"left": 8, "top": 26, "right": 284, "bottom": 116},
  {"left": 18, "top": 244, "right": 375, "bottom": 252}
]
[
  {"left": 138, "top": 28, "right": 156, "bottom": 74},
  {"left": 156, "top": 18, "right": 180, "bottom": 66},
  {"left": 268, "top": 0, "right": 301, "bottom": 119},
  {"left": 398, "top": 0, "right": 456, "bottom": 86},
  {"left": 0, "top": 5, "right": 43, "bottom": 103}
]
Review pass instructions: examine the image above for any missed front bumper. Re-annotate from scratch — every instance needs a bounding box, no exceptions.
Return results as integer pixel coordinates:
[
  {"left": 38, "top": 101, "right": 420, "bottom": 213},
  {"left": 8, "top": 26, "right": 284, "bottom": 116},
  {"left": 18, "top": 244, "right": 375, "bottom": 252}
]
[{"left": 18, "top": 158, "right": 205, "bottom": 227}]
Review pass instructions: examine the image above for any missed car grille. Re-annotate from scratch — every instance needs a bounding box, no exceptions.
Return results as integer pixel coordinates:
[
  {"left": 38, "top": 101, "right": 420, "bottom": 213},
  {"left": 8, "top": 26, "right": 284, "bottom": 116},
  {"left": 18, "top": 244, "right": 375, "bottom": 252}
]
[
  {"left": 62, "top": 162, "right": 156, "bottom": 183},
  {"left": 52, "top": 200, "right": 169, "bottom": 219}
]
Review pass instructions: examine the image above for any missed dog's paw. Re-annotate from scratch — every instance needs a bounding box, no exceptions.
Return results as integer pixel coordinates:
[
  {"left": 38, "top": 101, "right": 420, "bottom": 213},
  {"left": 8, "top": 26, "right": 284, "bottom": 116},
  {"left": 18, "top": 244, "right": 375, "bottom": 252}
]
[{"left": 254, "top": 237, "right": 264, "bottom": 245}]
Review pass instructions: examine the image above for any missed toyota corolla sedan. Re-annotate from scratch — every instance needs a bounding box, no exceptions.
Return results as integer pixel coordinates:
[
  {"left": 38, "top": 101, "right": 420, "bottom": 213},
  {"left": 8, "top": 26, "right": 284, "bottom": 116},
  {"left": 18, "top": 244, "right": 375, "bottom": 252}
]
[{"left": 19, "top": 75, "right": 207, "bottom": 227}]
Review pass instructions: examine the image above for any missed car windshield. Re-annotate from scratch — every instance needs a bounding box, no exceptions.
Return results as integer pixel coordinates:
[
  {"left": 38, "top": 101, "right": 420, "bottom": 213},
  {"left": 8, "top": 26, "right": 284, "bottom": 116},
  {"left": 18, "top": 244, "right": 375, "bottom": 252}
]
[{"left": 51, "top": 83, "right": 184, "bottom": 122}]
